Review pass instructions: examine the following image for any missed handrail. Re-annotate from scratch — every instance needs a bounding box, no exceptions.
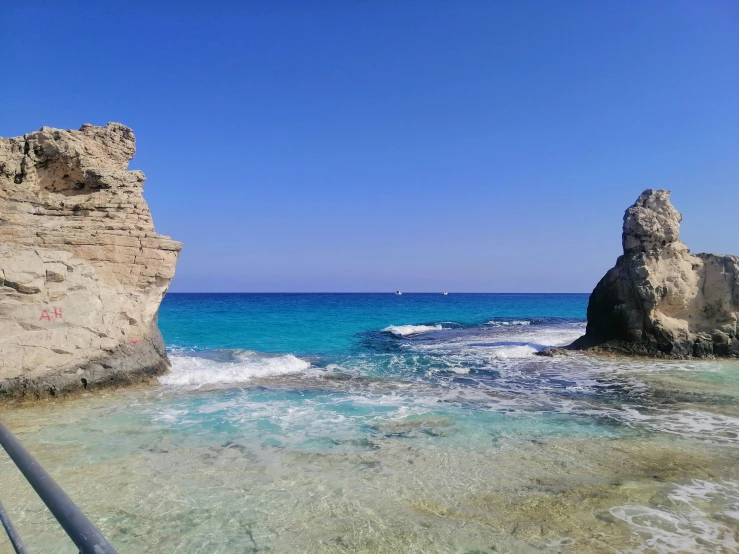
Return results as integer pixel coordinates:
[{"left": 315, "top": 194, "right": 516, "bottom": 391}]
[
  {"left": 0, "top": 498, "right": 27, "bottom": 554},
  {"left": 0, "top": 419, "right": 117, "bottom": 554}
]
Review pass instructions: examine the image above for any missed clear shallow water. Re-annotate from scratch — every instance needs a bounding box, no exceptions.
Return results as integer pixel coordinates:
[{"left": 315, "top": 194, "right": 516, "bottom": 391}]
[{"left": 1, "top": 293, "right": 738, "bottom": 553}]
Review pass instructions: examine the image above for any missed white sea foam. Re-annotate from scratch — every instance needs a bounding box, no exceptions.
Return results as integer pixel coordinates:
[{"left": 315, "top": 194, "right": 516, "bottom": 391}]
[
  {"left": 610, "top": 480, "right": 739, "bottom": 553},
  {"left": 618, "top": 407, "right": 739, "bottom": 444},
  {"left": 487, "top": 344, "right": 538, "bottom": 359},
  {"left": 159, "top": 351, "right": 311, "bottom": 387},
  {"left": 448, "top": 366, "right": 471, "bottom": 374},
  {"left": 382, "top": 324, "right": 443, "bottom": 337},
  {"left": 485, "top": 320, "right": 532, "bottom": 326},
  {"left": 409, "top": 323, "right": 585, "bottom": 362}
]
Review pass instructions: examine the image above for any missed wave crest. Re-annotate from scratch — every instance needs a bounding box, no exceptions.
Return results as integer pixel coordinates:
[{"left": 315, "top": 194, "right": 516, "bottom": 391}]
[
  {"left": 382, "top": 324, "right": 443, "bottom": 337},
  {"left": 159, "top": 351, "right": 311, "bottom": 387}
]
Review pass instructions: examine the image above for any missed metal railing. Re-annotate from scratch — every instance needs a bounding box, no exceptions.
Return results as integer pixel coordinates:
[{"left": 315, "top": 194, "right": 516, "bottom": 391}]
[{"left": 0, "top": 419, "right": 117, "bottom": 554}]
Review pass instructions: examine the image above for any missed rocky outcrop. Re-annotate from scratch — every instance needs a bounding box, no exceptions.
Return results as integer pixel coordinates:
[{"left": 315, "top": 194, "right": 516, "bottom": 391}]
[
  {"left": 570, "top": 189, "right": 739, "bottom": 358},
  {"left": 0, "top": 123, "right": 181, "bottom": 400}
]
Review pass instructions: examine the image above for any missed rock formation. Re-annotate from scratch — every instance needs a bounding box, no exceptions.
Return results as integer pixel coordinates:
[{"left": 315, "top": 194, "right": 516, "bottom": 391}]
[
  {"left": 0, "top": 123, "right": 181, "bottom": 400},
  {"left": 571, "top": 189, "right": 739, "bottom": 358}
]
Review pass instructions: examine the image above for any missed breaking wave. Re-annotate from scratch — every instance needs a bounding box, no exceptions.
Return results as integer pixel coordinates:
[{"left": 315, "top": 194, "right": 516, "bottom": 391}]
[
  {"left": 159, "top": 350, "right": 311, "bottom": 387},
  {"left": 382, "top": 324, "right": 443, "bottom": 337}
]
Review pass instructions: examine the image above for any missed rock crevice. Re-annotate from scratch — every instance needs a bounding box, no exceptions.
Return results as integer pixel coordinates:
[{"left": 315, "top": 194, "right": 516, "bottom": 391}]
[
  {"left": 571, "top": 189, "right": 739, "bottom": 358},
  {"left": 0, "top": 123, "right": 182, "bottom": 400}
]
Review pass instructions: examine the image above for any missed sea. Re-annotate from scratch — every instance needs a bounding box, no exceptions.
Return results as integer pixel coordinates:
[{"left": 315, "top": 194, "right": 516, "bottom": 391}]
[{"left": 1, "top": 293, "right": 738, "bottom": 553}]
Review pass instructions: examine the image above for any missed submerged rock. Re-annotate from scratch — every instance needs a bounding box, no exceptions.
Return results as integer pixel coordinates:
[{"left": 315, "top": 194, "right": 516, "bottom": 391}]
[
  {"left": 569, "top": 189, "right": 739, "bottom": 358},
  {"left": 533, "top": 348, "right": 570, "bottom": 358},
  {"left": 0, "top": 123, "right": 182, "bottom": 400}
]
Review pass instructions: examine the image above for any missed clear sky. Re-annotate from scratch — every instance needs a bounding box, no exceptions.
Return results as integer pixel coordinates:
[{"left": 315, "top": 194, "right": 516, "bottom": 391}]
[{"left": 2, "top": 1, "right": 737, "bottom": 292}]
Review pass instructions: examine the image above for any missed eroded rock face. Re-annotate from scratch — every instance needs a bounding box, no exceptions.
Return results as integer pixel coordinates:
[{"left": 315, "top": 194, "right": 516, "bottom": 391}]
[
  {"left": 571, "top": 189, "right": 739, "bottom": 358},
  {"left": 0, "top": 123, "right": 182, "bottom": 399}
]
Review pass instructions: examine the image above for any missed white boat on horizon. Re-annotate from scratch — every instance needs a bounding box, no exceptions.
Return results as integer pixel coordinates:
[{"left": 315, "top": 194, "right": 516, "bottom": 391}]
[{"left": 395, "top": 290, "right": 402, "bottom": 295}]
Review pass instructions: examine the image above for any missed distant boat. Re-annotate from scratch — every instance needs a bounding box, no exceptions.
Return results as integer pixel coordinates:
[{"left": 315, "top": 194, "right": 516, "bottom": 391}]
[
  {"left": 443, "top": 292, "right": 448, "bottom": 295},
  {"left": 395, "top": 291, "right": 402, "bottom": 295}
]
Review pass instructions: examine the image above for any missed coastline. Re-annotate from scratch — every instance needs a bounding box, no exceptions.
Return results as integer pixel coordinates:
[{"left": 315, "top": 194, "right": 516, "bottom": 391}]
[{"left": 1, "top": 304, "right": 737, "bottom": 552}]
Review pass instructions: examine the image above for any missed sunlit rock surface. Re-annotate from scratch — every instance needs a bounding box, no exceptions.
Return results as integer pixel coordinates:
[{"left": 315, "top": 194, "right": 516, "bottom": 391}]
[
  {"left": 0, "top": 123, "right": 181, "bottom": 399},
  {"left": 572, "top": 189, "right": 739, "bottom": 357}
]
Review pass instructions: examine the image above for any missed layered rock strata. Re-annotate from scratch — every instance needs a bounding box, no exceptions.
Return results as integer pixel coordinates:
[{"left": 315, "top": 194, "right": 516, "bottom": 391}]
[
  {"left": 571, "top": 189, "right": 739, "bottom": 358},
  {"left": 0, "top": 123, "right": 181, "bottom": 400}
]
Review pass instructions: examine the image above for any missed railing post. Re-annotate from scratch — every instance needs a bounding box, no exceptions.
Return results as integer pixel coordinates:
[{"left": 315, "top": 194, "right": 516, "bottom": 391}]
[
  {"left": 0, "top": 420, "right": 118, "bottom": 554},
  {"left": 0, "top": 497, "right": 28, "bottom": 554}
]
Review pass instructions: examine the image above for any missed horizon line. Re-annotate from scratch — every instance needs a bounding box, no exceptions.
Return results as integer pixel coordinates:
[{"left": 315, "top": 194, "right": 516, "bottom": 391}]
[{"left": 165, "top": 291, "right": 592, "bottom": 295}]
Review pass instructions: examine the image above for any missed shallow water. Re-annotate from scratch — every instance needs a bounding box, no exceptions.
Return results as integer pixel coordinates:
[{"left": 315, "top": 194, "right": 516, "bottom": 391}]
[{"left": 1, "top": 294, "right": 738, "bottom": 553}]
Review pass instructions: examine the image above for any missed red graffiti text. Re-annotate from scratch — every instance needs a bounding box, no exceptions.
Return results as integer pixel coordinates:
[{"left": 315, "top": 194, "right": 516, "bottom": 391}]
[{"left": 39, "top": 307, "right": 63, "bottom": 321}]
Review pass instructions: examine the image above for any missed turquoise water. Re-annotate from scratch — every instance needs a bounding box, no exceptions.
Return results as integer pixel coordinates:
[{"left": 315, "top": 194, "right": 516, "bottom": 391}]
[
  {"left": 2, "top": 293, "right": 739, "bottom": 553},
  {"left": 158, "top": 293, "right": 588, "bottom": 354}
]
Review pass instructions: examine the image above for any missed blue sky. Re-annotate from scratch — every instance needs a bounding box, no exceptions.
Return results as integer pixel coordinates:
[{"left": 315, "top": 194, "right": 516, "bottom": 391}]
[{"left": 2, "top": 1, "right": 737, "bottom": 292}]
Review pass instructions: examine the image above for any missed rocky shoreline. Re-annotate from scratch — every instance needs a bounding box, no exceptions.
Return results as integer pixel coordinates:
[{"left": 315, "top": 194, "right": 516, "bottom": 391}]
[
  {"left": 0, "top": 123, "right": 181, "bottom": 402},
  {"left": 565, "top": 189, "right": 739, "bottom": 359},
  {"left": 2, "top": 127, "right": 735, "bottom": 406}
]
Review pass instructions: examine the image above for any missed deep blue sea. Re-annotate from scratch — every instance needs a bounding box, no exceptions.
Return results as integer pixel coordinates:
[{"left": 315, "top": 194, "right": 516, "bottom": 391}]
[{"left": 3, "top": 293, "right": 739, "bottom": 553}]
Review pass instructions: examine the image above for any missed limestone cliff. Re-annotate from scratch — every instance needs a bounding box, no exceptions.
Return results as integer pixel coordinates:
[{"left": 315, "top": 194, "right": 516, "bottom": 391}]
[
  {"left": 571, "top": 189, "right": 739, "bottom": 358},
  {"left": 0, "top": 123, "right": 182, "bottom": 400}
]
